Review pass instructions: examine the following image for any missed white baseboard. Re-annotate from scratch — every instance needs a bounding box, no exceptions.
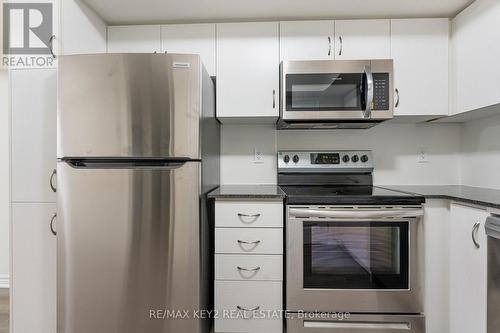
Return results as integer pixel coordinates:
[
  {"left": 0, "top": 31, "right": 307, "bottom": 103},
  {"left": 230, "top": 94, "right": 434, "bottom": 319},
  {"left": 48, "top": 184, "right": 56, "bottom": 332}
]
[{"left": 0, "top": 274, "right": 9, "bottom": 288}]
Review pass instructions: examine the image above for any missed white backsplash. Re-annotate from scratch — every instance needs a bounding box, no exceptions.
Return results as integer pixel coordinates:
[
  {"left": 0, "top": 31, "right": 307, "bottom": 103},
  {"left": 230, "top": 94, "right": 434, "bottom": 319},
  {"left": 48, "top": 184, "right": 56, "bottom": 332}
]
[
  {"left": 460, "top": 113, "right": 500, "bottom": 190},
  {"left": 221, "top": 121, "right": 462, "bottom": 186}
]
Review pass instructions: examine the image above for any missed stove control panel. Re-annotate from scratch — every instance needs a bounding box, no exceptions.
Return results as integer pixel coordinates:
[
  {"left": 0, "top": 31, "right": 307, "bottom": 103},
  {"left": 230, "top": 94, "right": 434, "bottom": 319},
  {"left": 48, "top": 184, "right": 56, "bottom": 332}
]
[{"left": 278, "top": 150, "right": 373, "bottom": 172}]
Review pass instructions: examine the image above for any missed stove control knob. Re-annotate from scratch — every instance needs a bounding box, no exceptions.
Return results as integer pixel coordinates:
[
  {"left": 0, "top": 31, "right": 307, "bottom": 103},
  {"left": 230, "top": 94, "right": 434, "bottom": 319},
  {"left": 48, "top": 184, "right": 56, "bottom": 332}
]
[
  {"left": 342, "top": 155, "right": 350, "bottom": 163},
  {"left": 293, "top": 155, "right": 300, "bottom": 163},
  {"left": 351, "top": 155, "right": 359, "bottom": 163},
  {"left": 283, "top": 155, "right": 290, "bottom": 163},
  {"left": 361, "top": 155, "right": 369, "bottom": 163}
]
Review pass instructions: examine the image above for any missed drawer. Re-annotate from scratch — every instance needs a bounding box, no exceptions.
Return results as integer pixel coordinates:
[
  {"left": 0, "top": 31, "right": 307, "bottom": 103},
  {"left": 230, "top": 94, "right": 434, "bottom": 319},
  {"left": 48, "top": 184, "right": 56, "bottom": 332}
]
[
  {"left": 215, "top": 254, "right": 283, "bottom": 281},
  {"left": 215, "top": 228, "right": 283, "bottom": 254},
  {"left": 286, "top": 313, "right": 425, "bottom": 333},
  {"left": 215, "top": 280, "right": 283, "bottom": 333},
  {"left": 215, "top": 201, "right": 283, "bottom": 228}
]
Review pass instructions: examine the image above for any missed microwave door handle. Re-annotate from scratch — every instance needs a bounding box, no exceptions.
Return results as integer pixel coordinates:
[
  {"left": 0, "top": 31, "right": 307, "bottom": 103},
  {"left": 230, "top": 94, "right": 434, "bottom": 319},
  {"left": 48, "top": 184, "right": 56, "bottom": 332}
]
[{"left": 364, "top": 65, "right": 374, "bottom": 118}]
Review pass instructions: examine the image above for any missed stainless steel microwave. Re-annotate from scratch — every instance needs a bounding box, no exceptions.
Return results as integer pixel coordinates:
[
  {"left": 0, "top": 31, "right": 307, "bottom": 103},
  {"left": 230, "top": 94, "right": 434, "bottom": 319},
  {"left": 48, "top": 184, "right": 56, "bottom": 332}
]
[{"left": 279, "top": 59, "right": 394, "bottom": 129}]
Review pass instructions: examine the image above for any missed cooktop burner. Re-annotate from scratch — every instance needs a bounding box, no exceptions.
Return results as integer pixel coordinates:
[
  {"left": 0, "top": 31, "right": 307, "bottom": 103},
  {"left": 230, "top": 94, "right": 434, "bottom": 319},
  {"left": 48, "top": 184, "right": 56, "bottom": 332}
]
[{"left": 278, "top": 150, "right": 425, "bottom": 206}]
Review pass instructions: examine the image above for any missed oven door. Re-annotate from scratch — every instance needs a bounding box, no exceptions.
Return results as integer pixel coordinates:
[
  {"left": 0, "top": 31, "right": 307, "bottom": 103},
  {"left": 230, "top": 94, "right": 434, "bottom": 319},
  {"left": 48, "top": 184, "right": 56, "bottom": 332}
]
[
  {"left": 286, "top": 206, "right": 423, "bottom": 314},
  {"left": 280, "top": 60, "right": 393, "bottom": 121}
]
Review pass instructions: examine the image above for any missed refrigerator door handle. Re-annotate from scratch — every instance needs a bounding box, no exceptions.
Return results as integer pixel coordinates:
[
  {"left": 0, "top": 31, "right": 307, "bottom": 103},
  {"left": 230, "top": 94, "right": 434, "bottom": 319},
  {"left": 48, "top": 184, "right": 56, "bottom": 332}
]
[{"left": 65, "top": 160, "right": 190, "bottom": 169}]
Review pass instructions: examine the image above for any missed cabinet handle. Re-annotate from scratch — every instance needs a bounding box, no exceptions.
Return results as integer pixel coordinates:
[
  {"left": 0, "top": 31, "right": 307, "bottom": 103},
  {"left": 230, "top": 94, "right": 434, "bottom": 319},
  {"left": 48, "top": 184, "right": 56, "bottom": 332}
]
[
  {"left": 237, "top": 240, "right": 261, "bottom": 245},
  {"left": 48, "top": 35, "right": 56, "bottom": 59},
  {"left": 273, "top": 89, "right": 276, "bottom": 109},
  {"left": 328, "top": 36, "right": 332, "bottom": 56},
  {"left": 395, "top": 88, "right": 400, "bottom": 108},
  {"left": 237, "top": 305, "right": 260, "bottom": 312},
  {"left": 237, "top": 213, "right": 261, "bottom": 218},
  {"left": 50, "top": 213, "right": 57, "bottom": 236},
  {"left": 50, "top": 169, "right": 57, "bottom": 192},
  {"left": 472, "top": 222, "right": 481, "bottom": 249},
  {"left": 339, "top": 36, "right": 343, "bottom": 56},
  {"left": 237, "top": 266, "right": 261, "bottom": 272}
]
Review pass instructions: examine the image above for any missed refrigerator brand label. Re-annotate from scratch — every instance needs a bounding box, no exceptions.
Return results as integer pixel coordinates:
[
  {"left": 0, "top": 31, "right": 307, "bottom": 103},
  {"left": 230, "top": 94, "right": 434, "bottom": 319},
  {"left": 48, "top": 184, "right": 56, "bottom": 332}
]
[{"left": 173, "top": 62, "right": 191, "bottom": 69}]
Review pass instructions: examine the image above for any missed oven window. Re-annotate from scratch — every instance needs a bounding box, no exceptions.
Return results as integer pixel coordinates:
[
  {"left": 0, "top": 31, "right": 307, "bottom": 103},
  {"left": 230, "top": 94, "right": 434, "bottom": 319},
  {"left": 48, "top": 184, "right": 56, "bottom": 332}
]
[
  {"left": 303, "top": 221, "right": 409, "bottom": 289},
  {"left": 286, "top": 73, "right": 366, "bottom": 111}
]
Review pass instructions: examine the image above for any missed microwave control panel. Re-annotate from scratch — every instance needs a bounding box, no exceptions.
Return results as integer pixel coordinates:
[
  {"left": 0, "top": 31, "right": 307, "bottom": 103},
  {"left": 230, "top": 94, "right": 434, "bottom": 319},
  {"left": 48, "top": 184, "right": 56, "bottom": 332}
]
[{"left": 372, "top": 73, "right": 390, "bottom": 111}]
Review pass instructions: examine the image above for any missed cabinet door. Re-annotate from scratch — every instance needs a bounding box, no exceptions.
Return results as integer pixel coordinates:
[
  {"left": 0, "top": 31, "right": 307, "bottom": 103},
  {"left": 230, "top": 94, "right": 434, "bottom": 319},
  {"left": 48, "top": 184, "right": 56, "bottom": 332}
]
[
  {"left": 452, "top": 0, "right": 500, "bottom": 114},
  {"left": 12, "top": 203, "right": 56, "bottom": 333},
  {"left": 11, "top": 70, "right": 57, "bottom": 203},
  {"left": 280, "top": 21, "right": 334, "bottom": 61},
  {"left": 161, "top": 24, "right": 216, "bottom": 76},
  {"left": 391, "top": 19, "right": 449, "bottom": 117},
  {"left": 449, "top": 203, "right": 488, "bottom": 333},
  {"left": 334, "top": 20, "right": 390, "bottom": 60},
  {"left": 216, "top": 22, "right": 279, "bottom": 119},
  {"left": 107, "top": 25, "right": 161, "bottom": 53}
]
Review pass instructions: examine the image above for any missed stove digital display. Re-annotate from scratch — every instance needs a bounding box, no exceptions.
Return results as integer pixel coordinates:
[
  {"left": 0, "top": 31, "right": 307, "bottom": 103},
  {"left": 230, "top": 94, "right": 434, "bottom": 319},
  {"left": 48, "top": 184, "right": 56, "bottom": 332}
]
[{"left": 311, "top": 153, "right": 340, "bottom": 165}]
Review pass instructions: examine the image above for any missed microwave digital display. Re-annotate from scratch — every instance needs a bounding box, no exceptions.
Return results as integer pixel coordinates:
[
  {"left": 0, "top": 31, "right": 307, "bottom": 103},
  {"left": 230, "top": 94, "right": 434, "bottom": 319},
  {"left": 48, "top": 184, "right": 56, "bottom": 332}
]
[{"left": 311, "top": 153, "right": 340, "bottom": 165}]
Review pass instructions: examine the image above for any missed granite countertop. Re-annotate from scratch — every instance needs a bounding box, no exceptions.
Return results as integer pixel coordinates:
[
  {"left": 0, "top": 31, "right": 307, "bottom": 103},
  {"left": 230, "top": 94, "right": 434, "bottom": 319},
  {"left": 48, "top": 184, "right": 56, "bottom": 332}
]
[
  {"left": 207, "top": 185, "right": 286, "bottom": 199},
  {"left": 379, "top": 185, "right": 500, "bottom": 210}
]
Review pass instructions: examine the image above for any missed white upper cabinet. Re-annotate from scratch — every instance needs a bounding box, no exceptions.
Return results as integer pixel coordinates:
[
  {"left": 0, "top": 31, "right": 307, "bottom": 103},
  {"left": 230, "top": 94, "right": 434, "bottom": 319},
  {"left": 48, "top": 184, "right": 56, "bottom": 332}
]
[
  {"left": 11, "top": 70, "right": 57, "bottom": 203},
  {"left": 107, "top": 25, "right": 161, "bottom": 53},
  {"left": 452, "top": 0, "right": 500, "bottom": 115},
  {"left": 449, "top": 203, "right": 488, "bottom": 333},
  {"left": 60, "top": 0, "right": 107, "bottom": 55},
  {"left": 334, "top": 20, "right": 390, "bottom": 60},
  {"left": 161, "top": 24, "right": 216, "bottom": 76},
  {"left": 216, "top": 22, "right": 279, "bottom": 120},
  {"left": 391, "top": 19, "right": 449, "bottom": 117},
  {"left": 280, "top": 21, "right": 334, "bottom": 61}
]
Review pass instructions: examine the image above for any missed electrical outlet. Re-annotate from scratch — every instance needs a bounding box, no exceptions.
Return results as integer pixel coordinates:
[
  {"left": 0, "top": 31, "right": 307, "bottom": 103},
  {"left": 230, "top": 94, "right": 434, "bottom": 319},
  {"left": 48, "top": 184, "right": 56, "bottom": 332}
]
[
  {"left": 418, "top": 149, "right": 429, "bottom": 163},
  {"left": 254, "top": 148, "right": 264, "bottom": 164}
]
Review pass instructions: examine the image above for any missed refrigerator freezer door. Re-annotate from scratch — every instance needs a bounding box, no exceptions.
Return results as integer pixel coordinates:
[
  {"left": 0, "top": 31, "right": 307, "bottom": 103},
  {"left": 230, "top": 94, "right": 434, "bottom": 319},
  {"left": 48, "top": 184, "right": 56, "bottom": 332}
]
[
  {"left": 58, "top": 54, "right": 202, "bottom": 159},
  {"left": 57, "top": 161, "right": 203, "bottom": 333}
]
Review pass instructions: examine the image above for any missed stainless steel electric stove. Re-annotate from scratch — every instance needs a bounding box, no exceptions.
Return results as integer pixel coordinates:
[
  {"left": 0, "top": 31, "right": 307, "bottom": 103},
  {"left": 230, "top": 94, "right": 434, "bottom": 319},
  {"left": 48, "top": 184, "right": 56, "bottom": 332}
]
[{"left": 278, "top": 150, "right": 426, "bottom": 333}]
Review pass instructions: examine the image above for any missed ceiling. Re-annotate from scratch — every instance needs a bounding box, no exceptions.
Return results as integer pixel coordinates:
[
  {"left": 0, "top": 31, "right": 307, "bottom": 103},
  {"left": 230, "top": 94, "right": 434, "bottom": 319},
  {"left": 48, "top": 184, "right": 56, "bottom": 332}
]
[{"left": 82, "top": 0, "right": 475, "bottom": 25}]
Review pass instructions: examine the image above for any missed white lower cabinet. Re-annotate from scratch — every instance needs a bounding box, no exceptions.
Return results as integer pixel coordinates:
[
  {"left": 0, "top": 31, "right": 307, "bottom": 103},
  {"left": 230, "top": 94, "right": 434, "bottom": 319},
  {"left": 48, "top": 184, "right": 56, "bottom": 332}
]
[
  {"left": 215, "top": 228, "right": 283, "bottom": 255},
  {"left": 215, "top": 281, "right": 283, "bottom": 333},
  {"left": 214, "top": 200, "right": 283, "bottom": 333},
  {"left": 11, "top": 203, "right": 57, "bottom": 333},
  {"left": 215, "top": 254, "right": 283, "bottom": 281},
  {"left": 449, "top": 203, "right": 488, "bottom": 333}
]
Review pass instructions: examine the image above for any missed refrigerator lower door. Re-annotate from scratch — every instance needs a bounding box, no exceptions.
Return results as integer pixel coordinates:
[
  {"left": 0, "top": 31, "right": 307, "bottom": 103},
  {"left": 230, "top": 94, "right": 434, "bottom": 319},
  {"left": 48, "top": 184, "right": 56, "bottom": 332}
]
[{"left": 57, "top": 161, "right": 204, "bottom": 333}]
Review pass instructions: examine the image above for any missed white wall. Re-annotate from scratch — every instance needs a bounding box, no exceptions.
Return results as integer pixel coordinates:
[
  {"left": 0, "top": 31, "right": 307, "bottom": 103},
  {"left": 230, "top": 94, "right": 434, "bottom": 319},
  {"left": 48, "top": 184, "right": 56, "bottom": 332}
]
[
  {"left": 221, "top": 122, "right": 462, "bottom": 185},
  {"left": 0, "top": 70, "right": 10, "bottom": 279},
  {"left": 460, "top": 113, "right": 500, "bottom": 189}
]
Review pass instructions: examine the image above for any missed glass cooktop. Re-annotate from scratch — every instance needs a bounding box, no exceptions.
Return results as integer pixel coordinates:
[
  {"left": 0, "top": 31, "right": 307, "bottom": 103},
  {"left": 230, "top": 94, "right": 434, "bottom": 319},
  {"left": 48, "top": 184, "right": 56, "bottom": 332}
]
[{"left": 280, "top": 185, "right": 425, "bottom": 205}]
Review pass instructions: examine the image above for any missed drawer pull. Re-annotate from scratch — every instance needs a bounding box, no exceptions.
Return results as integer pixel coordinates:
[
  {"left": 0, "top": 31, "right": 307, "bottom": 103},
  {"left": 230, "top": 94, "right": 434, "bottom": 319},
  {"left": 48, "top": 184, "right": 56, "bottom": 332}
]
[
  {"left": 237, "top": 240, "right": 261, "bottom": 245},
  {"left": 236, "top": 305, "right": 260, "bottom": 312},
  {"left": 237, "top": 213, "right": 261, "bottom": 218},
  {"left": 237, "top": 266, "right": 261, "bottom": 272}
]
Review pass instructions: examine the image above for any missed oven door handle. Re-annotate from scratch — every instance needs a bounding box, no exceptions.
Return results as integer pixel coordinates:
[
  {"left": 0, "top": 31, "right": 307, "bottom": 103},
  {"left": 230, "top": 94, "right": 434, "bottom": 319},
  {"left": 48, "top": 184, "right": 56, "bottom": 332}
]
[{"left": 289, "top": 208, "right": 423, "bottom": 219}]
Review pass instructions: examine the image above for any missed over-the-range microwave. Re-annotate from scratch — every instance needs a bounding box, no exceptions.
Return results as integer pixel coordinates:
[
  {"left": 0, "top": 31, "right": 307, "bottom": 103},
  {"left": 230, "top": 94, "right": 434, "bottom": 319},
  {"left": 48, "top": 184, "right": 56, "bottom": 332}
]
[{"left": 278, "top": 59, "right": 394, "bottom": 129}]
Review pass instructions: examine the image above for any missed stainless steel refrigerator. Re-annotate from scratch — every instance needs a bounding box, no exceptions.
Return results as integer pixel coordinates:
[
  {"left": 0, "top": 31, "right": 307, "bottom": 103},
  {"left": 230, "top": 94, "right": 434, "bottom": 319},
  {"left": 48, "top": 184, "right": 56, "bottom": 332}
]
[{"left": 56, "top": 54, "right": 219, "bottom": 333}]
